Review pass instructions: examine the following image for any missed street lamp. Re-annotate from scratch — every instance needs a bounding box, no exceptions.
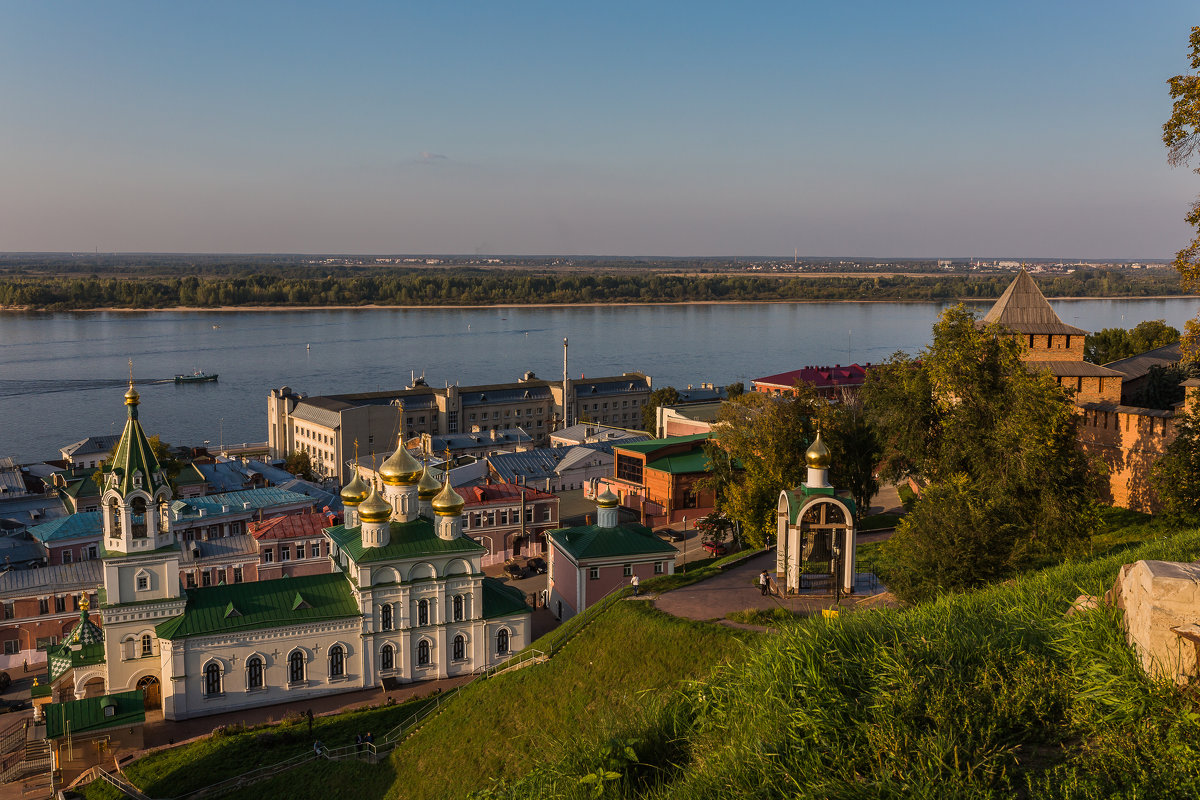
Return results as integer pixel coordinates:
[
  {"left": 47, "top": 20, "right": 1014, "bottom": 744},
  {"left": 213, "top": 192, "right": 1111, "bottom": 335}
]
[{"left": 682, "top": 516, "right": 687, "bottom": 574}]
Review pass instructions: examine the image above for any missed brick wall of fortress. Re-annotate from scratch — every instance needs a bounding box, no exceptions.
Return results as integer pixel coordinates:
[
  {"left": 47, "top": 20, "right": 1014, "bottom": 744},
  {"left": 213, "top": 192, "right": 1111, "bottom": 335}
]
[{"left": 1076, "top": 404, "right": 1182, "bottom": 513}]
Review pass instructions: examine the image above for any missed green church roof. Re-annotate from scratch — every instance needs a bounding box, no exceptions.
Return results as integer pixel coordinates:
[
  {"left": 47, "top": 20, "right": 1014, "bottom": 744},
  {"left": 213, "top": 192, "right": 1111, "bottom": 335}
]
[
  {"left": 481, "top": 577, "right": 530, "bottom": 619},
  {"left": 44, "top": 690, "right": 145, "bottom": 739},
  {"left": 326, "top": 519, "right": 485, "bottom": 565},
  {"left": 47, "top": 641, "right": 106, "bottom": 683},
  {"left": 104, "top": 387, "right": 169, "bottom": 497},
  {"left": 155, "top": 571, "right": 359, "bottom": 640},
  {"left": 548, "top": 522, "right": 678, "bottom": 562}
]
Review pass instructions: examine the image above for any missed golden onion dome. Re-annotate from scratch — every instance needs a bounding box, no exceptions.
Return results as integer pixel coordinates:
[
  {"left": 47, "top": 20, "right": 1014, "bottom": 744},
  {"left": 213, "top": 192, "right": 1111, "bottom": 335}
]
[
  {"left": 340, "top": 471, "right": 370, "bottom": 505},
  {"left": 417, "top": 466, "right": 442, "bottom": 500},
  {"left": 596, "top": 487, "right": 619, "bottom": 508},
  {"left": 357, "top": 484, "right": 393, "bottom": 524},
  {"left": 124, "top": 385, "right": 140, "bottom": 406},
  {"left": 806, "top": 431, "right": 831, "bottom": 469},
  {"left": 432, "top": 478, "right": 465, "bottom": 516},
  {"left": 379, "top": 439, "right": 422, "bottom": 485}
]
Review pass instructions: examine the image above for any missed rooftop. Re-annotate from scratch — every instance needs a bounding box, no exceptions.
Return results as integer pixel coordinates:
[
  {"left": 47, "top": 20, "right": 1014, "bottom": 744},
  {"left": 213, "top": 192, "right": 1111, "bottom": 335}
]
[
  {"left": 1103, "top": 341, "right": 1182, "bottom": 382},
  {"left": 44, "top": 690, "right": 145, "bottom": 739},
  {"left": 171, "top": 487, "right": 315, "bottom": 522},
  {"left": 481, "top": 577, "right": 530, "bottom": 618},
  {"left": 250, "top": 510, "right": 332, "bottom": 541},
  {"left": 980, "top": 269, "right": 1087, "bottom": 336},
  {"left": 60, "top": 434, "right": 121, "bottom": 459},
  {"left": 549, "top": 522, "right": 678, "bottom": 562},
  {"left": 0, "top": 559, "right": 102, "bottom": 596},
  {"left": 460, "top": 483, "right": 557, "bottom": 506},
  {"left": 29, "top": 511, "right": 102, "bottom": 545},
  {"left": 155, "top": 571, "right": 359, "bottom": 640},
  {"left": 752, "top": 364, "right": 869, "bottom": 390},
  {"left": 326, "top": 519, "right": 485, "bottom": 564}
]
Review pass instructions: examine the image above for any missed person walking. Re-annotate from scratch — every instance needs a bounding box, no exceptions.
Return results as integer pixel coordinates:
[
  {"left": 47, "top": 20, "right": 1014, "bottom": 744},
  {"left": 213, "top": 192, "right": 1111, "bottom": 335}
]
[
  {"left": 759, "top": 570, "right": 770, "bottom": 596},
  {"left": 631, "top": 574, "right": 640, "bottom": 596},
  {"left": 355, "top": 733, "right": 363, "bottom": 753}
]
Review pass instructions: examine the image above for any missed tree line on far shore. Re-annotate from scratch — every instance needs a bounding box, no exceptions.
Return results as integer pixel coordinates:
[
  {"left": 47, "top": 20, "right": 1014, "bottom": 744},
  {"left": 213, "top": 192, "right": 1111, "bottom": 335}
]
[{"left": 0, "top": 268, "right": 1182, "bottom": 310}]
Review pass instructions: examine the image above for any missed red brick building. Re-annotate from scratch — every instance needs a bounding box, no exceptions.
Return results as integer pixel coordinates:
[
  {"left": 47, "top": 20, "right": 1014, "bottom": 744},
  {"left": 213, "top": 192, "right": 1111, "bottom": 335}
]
[
  {"left": 752, "top": 364, "right": 869, "bottom": 399},
  {"left": 459, "top": 483, "right": 559, "bottom": 566}
]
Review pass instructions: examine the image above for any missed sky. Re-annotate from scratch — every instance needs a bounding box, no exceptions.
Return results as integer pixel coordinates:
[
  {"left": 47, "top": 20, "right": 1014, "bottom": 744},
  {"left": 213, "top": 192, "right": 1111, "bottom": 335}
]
[{"left": 1, "top": 1, "right": 1197, "bottom": 259}]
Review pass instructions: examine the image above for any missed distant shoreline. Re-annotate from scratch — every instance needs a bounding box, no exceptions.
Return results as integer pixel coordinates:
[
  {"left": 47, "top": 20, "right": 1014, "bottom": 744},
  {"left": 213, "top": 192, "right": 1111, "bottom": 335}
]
[{"left": 1, "top": 295, "right": 1194, "bottom": 313}]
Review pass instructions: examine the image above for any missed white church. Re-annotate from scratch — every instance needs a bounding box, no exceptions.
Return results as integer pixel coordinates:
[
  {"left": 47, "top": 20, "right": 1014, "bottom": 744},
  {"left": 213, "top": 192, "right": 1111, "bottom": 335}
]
[{"left": 42, "top": 383, "right": 530, "bottom": 721}]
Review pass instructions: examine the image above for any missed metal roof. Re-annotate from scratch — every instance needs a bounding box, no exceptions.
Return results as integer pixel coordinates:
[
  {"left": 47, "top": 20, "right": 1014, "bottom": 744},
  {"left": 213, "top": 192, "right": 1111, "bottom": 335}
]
[
  {"left": 0, "top": 559, "right": 101, "bottom": 596},
  {"left": 60, "top": 435, "right": 121, "bottom": 458},
  {"left": 171, "top": 487, "right": 315, "bottom": 522},
  {"left": 179, "top": 534, "right": 261, "bottom": 564},
  {"left": 1103, "top": 341, "right": 1182, "bottom": 381},
  {"left": 1026, "top": 361, "right": 1125, "bottom": 378},
  {"left": 29, "top": 512, "right": 103, "bottom": 544},
  {"left": 549, "top": 522, "right": 678, "bottom": 562},
  {"left": 45, "top": 690, "right": 145, "bottom": 739},
  {"left": 326, "top": 520, "right": 485, "bottom": 564},
  {"left": 487, "top": 448, "right": 569, "bottom": 483},
  {"left": 481, "top": 577, "right": 530, "bottom": 618}
]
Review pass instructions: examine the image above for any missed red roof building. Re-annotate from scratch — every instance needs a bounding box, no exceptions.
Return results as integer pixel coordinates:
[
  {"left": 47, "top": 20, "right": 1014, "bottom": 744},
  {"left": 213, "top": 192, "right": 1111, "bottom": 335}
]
[
  {"left": 460, "top": 483, "right": 559, "bottom": 567},
  {"left": 751, "top": 364, "right": 869, "bottom": 398},
  {"left": 248, "top": 510, "right": 336, "bottom": 580}
]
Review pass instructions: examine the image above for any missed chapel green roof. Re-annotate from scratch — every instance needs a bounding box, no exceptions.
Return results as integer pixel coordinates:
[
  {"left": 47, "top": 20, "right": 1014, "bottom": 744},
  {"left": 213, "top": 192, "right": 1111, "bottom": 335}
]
[
  {"left": 105, "top": 387, "right": 169, "bottom": 497},
  {"left": 644, "top": 449, "right": 714, "bottom": 475},
  {"left": 155, "top": 571, "right": 359, "bottom": 640},
  {"left": 612, "top": 433, "right": 713, "bottom": 456},
  {"left": 63, "top": 606, "right": 104, "bottom": 647},
  {"left": 326, "top": 519, "right": 485, "bottom": 565},
  {"left": 548, "top": 522, "right": 678, "bottom": 562},
  {"left": 44, "top": 690, "right": 145, "bottom": 739},
  {"left": 47, "top": 641, "right": 106, "bottom": 683},
  {"left": 481, "top": 577, "right": 531, "bottom": 619}
]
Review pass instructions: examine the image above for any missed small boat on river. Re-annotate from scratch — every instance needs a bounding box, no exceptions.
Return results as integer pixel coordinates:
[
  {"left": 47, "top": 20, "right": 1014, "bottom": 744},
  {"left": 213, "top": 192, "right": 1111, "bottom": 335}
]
[{"left": 175, "top": 371, "right": 218, "bottom": 384}]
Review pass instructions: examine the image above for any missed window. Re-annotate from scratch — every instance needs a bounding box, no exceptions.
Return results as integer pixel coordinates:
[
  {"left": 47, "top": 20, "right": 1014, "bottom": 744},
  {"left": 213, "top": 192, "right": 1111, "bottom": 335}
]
[
  {"left": 588, "top": 567, "right": 599, "bottom": 581},
  {"left": 2, "top": 641, "right": 17, "bottom": 656},
  {"left": 453, "top": 634, "right": 465, "bottom": 661},
  {"left": 62, "top": 549, "right": 72, "bottom": 564},
  {"left": 88, "top": 545, "right": 98, "bottom": 560},
  {"left": 204, "top": 663, "right": 222, "bottom": 697},
  {"left": 202, "top": 570, "right": 212, "bottom": 587},
  {"left": 654, "top": 561, "right": 664, "bottom": 575},
  {"left": 38, "top": 598, "right": 48, "bottom": 615},
  {"left": 418, "top": 639, "right": 431, "bottom": 666},
  {"left": 381, "top": 604, "right": 393, "bottom": 631},
  {"left": 380, "top": 644, "right": 394, "bottom": 671},
  {"left": 1, "top": 602, "right": 12, "bottom": 620},
  {"left": 329, "top": 644, "right": 345, "bottom": 678},
  {"left": 246, "top": 655, "right": 264, "bottom": 689},
  {"left": 499, "top": 510, "right": 508, "bottom": 525},
  {"left": 186, "top": 573, "right": 196, "bottom": 589},
  {"left": 289, "top": 650, "right": 305, "bottom": 684},
  {"left": 35, "top": 636, "right": 57, "bottom": 651},
  {"left": 296, "top": 543, "right": 305, "bottom": 560},
  {"left": 623, "top": 564, "right": 633, "bottom": 578},
  {"left": 453, "top": 594, "right": 464, "bottom": 622},
  {"left": 418, "top": 599, "right": 429, "bottom": 626},
  {"left": 233, "top": 567, "right": 243, "bottom": 584},
  {"left": 280, "top": 546, "right": 291, "bottom": 562},
  {"left": 525, "top": 507, "right": 534, "bottom": 523},
  {"left": 216, "top": 569, "right": 225, "bottom": 585},
  {"left": 497, "top": 629, "right": 509, "bottom": 655},
  {"left": 55, "top": 596, "right": 66, "bottom": 613},
  {"left": 262, "top": 549, "right": 273, "bottom": 564},
  {"left": 543, "top": 506, "right": 552, "bottom": 522},
  {"left": 229, "top": 521, "right": 242, "bottom": 536}
]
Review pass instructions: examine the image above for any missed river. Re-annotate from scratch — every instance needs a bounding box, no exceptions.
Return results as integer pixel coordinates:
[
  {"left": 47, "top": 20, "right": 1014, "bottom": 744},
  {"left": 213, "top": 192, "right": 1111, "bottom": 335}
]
[{"left": 1, "top": 298, "right": 1197, "bottom": 464}]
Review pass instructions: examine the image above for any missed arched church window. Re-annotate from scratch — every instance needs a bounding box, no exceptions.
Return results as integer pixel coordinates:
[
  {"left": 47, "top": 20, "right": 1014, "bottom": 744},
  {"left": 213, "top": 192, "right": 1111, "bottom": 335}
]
[
  {"left": 418, "top": 599, "right": 429, "bottom": 626},
  {"left": 329, "top": 644, "right": 345, "bottom": 678},
  {"left": 453, "top": 594, "right": 464, "bottom": 621},
  {"left": 247, "top": 656, "right": 264, "bottom": 689},
  {"left": 418, "top": 639, "right": 430, "bottom": 666},
  {"left": 453, "top": 634, "right": 465, "bottom": 661},
  {"left": 131, "top": 497, "right": 148, "bottom": 538},
  {"left": 497, "top": 629, "right": 509, "bottom": 655},
  {"left": 204, "top": 663, "right": 221, "bottom": 696},
  {"left": 381, "top": 604, "right": 393, "bottom": 631},
  {"left": 109, "top": 500, "right": 121, "bottom": 539},
  {"left": 380, "top": 644, "right": 394, "bottom": 671},
  {"left": 141, "top": 634, "right": 153, "bottom": 657},
  {"left": 289, "top": 650, "right": 305, "bottom": 684}
]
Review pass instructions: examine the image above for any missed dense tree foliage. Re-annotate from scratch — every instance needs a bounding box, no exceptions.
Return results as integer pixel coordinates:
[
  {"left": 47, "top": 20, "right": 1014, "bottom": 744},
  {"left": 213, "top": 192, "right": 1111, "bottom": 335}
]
[
  {"left": 1165, "top": 26, "right": 1200, "bottom": 359},
  {"left": 641, "top": 387, "right": 681, "bottom": 433},
  {"left": 0, "top": 268, "right": 1180, "bottom": 311},
  {"left": 864, "top": 305, "right": 1100, "bottom": 602},
  {"left": 1083, "top": 319, "right": 1180, "bottom": 364},
  {"left": 283, "top": 450, "right": 314, "bottom": 481},
  {"left": 1151, "top": 407, "right": 1200, "bottom": 521}
]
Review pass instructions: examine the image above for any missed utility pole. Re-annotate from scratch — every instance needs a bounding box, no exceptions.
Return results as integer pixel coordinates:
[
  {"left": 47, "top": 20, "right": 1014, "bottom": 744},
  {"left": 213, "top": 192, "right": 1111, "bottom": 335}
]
[{"left": 562, "top": 338, "right": 571, "bottom": 430}]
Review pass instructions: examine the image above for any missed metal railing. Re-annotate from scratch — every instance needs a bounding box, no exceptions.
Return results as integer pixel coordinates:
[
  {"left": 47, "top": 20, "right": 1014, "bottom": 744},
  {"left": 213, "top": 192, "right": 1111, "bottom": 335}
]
[
  {"left": 94, "top": 766, "right": 153, "bottom": 800},
  {"left": 0, "top": 717, "right": 27, "bottom": 755}
]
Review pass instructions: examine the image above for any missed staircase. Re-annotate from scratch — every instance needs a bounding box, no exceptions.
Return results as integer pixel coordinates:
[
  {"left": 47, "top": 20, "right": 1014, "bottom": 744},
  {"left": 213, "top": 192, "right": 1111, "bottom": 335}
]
[{"left": 0, "top": 736, "right": 51, "bottom": 785}]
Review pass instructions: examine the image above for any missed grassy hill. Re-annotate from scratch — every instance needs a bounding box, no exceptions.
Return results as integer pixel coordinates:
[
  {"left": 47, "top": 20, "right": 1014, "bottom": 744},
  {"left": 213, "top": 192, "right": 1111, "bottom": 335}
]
[{"left": 87, "top": 513, "right": 1200, "bottom": 800}]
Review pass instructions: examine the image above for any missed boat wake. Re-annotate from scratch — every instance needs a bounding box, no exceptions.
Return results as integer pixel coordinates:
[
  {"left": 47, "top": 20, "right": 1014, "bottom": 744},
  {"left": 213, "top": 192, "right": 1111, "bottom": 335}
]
[{"left": 0, "top": 378, "right": 176, "bottom": 399}]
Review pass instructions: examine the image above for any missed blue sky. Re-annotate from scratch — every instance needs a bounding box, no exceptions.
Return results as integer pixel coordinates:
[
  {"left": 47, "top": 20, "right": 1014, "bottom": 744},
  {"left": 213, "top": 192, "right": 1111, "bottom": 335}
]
[{"left": 0, "top": 1, "right": 1196, "bottom": 258}]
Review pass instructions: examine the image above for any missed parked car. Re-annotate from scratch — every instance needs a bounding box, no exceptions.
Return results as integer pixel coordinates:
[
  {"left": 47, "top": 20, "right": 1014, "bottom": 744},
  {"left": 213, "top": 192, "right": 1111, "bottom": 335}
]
[
  {"left": 656, "top": 527, "right": 683, "bottom": 542},
  {"left": 526, "top": 557, "right": 547, "bottom": 574},
  {"left": 503, "top": 562, "right": 526, "bottom": 580},
  {"left": 702, "top": 540, "right": 728, "bottom": 556}
]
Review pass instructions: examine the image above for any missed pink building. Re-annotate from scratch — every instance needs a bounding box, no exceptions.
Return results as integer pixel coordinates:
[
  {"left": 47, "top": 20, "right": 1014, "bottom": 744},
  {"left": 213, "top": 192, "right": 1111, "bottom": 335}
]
[
  {"left": 546, "top": 490, "right": 677, "bottom": 621},
  {"left": 249, "top": 510, "right": 336, "bottom": 580}
]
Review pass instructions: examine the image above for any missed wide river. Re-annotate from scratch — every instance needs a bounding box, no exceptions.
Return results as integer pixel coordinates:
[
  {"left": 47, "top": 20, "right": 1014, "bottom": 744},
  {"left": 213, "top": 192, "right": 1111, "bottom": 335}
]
[{"left": 1, "top": 298, "right": 1198, "bottom": 464}]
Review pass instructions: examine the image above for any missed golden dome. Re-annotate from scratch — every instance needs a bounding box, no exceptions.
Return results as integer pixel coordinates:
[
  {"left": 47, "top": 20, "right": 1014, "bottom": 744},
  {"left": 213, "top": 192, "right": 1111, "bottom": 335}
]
[
  {"left": 432, "top": 477, "right": 465, "bottom": 516},
  {"left": 124, "top": 385, "right": 140, "bottom": 406},
  {"left": 379, "top": 439, "right": 422, "bottom": 485},
  {"left": 806, "top": 431, "right": 831, "bottom": 469},
  {"left": 417, "top": 465, "right": 442, "bottom": 500},
  {"left": 596, "top": 487, "right": 619, "bottom": 508},
  {"left": 340, "top": 471, "right": 369, "bottom": 505},
  {"left": 357, "top": 484, "right": 393, "bottom": 524}
]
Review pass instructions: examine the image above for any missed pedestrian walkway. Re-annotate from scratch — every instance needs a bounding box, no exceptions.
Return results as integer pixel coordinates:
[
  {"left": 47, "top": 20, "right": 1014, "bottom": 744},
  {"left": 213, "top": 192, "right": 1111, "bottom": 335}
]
[{"left": 652, "top": 550, "right": 894, "bottom": 624}]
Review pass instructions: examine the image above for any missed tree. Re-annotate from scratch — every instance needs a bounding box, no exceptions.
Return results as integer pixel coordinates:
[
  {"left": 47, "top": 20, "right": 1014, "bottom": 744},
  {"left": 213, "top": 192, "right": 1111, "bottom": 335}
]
[
  {"left": 1084, "top": 320, "right": 1179, "bottom": 364},
  {"left": 724, "top": 381, "right": 745, "bottom": 399},
  {"left": 1164, "top": 26, "right": 1200, "bottom": 359},
  {"left": 284, "top": 450, "right": 314, "bottom": 480},
  {"left": 865, "top": 305, "right": 1100, "bottom": 602},
  {"left": 1151, "top": 407, "right": 1200, "bottom": 521},
  {"left": 824, "top": 394, "right": 881, "bottom": 519},
  {"left": 641, "top": 386, "right": 681, "bottom": 434}
]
